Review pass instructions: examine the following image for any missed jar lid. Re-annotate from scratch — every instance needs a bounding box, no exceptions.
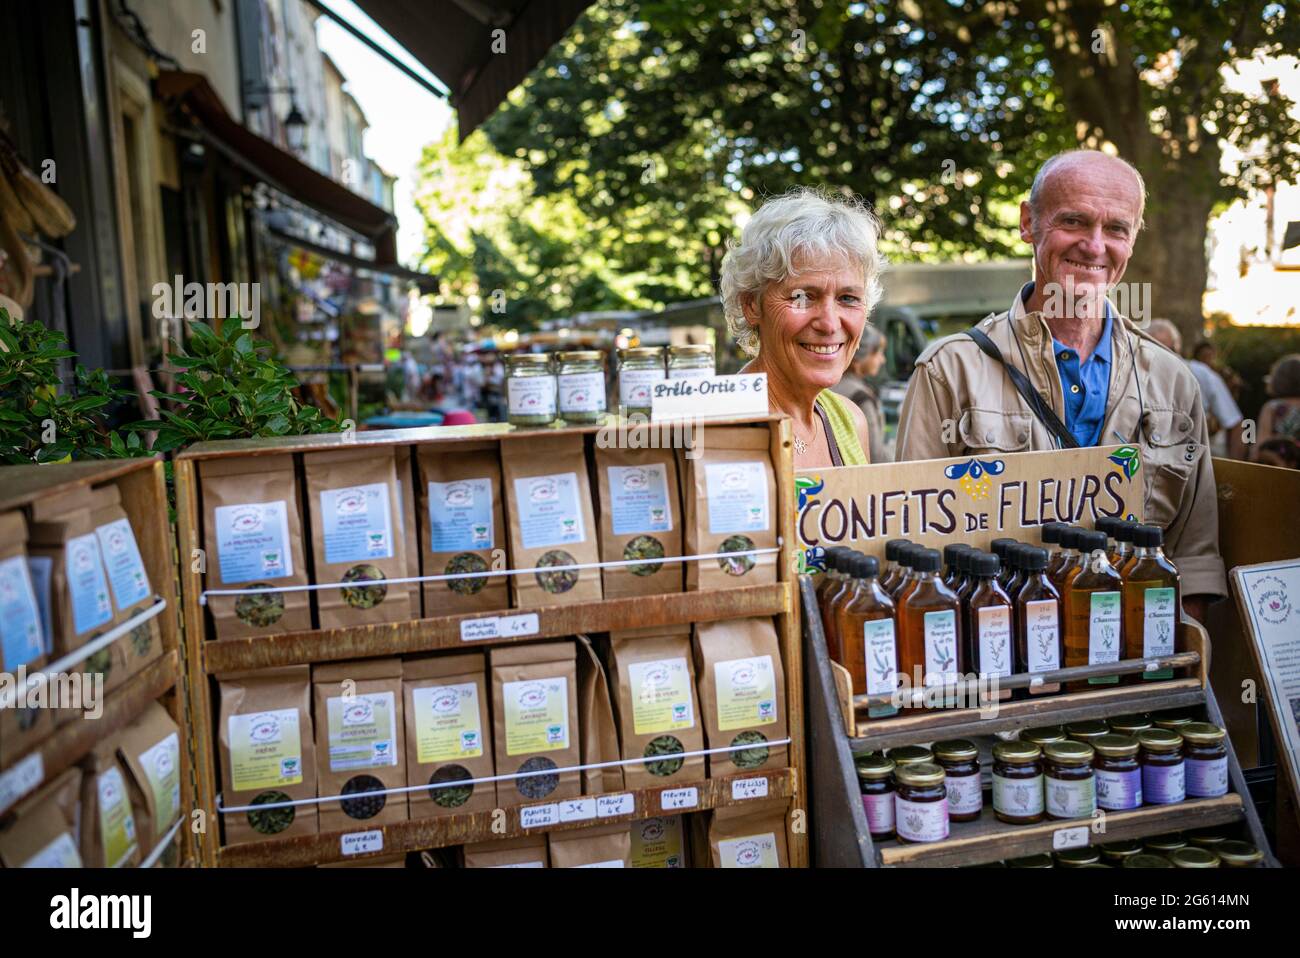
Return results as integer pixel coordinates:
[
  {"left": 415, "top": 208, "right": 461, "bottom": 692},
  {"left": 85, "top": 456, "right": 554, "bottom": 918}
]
[
  {"left": 886, "top": 745, "right": 933, "bottom": 766},
  {"left": 932, "top": 739, "right": 979, "bottom": 762},
  {"left": 1065, "top": 720, "right": 1110, "bottom": 740},
  {"left": 1138, "top": 728, "right": 1184, "bottom": 751},
  {"left": 1100, "top": 840, "right": 1143, "bottom": 861},
  {"left": 1108, "top": 714, "right": 1153, "bottom": 735},
  {"left": 1020, "top": 726, "right": 1066, "bottom": 746},
  {"left": 1169, "top": 847, "right": 1220, "bottom": 869},
  {"left": 1044, "top": 740, "right": 1095, "bottom": 764},
  {"left": 1092, "top": 733, "right": 1140, "bottom": 758},
  {"left": 1152, "top": 710, "right": 1195, "bottom": 729},
  {"left": 1180, "top": 722, "right": 1226, "bottom": 745},
  {"left": 1187, "top": 830, "right": 1230, "bottom": 847},
  {"left": 1055, "top": 847, "right": 1101, "bottom": 866},
  {"left": 619, "top": 346, "right": 663, "bottom": 359},
  {"left": 668, "top": 344, "right": 712, "bottom": 356},
  {"left": 1215, "top": 841, "right": 1264, "bottom": 866},
  {"left": 1143, "top": 834, "right": 1187, "bottom": 853},
  {"left": 1007, "top": 854, "right": 1053, "bottom": 868},
  {"left": 855, "top": 755, "right": 895, "bottom": 780},
  {"left": 556, "top": 350, "right": 603, "bottom": 362},
  {"left": 507, "top": 353, "right": 551, "bottom": 366},
  {"left": 894, "top": 761, "right": 945, "bottom": 787},
  {"left": 1123, "top": 854, "right": 1175, "bottom": 868},
  {"left": 992, "top": 740, "right": 1042, "bottom": 764}
]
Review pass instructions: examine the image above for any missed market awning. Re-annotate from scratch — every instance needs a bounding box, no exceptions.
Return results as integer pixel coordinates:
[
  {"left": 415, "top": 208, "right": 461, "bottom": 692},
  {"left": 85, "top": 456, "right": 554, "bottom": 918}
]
[
  {"left": 154, "top": 70, "right": 400, "bottom": 266},
  {"left": 346, "top": 0, "right": 592, "bottom": 139}
]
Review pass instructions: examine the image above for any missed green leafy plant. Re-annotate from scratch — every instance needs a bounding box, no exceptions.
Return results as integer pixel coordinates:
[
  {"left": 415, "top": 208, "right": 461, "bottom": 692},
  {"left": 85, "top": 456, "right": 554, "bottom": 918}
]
[
  {"left": 0, "top": 307, "right": 144, "bottom": 463},
  {"left": 131, "top": 321, "right": 342, "bottom": 451}
]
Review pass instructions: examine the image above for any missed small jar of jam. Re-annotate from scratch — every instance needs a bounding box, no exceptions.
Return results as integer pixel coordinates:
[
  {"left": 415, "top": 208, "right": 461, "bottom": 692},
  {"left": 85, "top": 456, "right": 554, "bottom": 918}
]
[
  {"left": 1055, "top": 846, "right": 1102, "bottom": 867},
  {"left": 894, "top": 762, "right": 949, "bottom": 844},
  {"left": 1065, "top": 720, "right": 1109, "bottom": 745},
  {"left": 887, "top": 744, "right": 933, "bottom": 769},
  {"left": 1139, "top": 728, "right": 1186, "bottom": 805},
  {"left": 1182, "top": 723, "right": 1229, "bottom": 798},
  {"left": 933, "top": 739, "right": 982, "bottom": 823},
  {"left": 1123, "top": 853, "right": 1174, "bottom": 868},
  {"left": 1044, "top": 740, "right": 1096, "bottom": 819},
  {"left": 856, "top": 754, "right": 896, "bottom": 840},
  {"left": 1216, "top": 841, "right": 1264, "bottom": 868},
  {"left": 1020, "top": 726, "right": 1066, "bottom": 748},
  {"left": 1152, "top": 710, "right": 1195, "bottom": 732},
  {"left": 1094, "top": 734, "right": 1143, "bottom": 810},
  {"left": 1100, "top": 840, "right": 1143, "bottom": 865},
  {"left": 992, "top": 741, "right": 1044, "bottom": 824},
  {"left": 1169, "top": 847, "right": 1220, "bottom": 868},
  {"left": 1108, "top": 714, "right": 1152, "bottom": 737},
  {"left": 1144, "top": 834, "right": 1187, "bottom": 855}
]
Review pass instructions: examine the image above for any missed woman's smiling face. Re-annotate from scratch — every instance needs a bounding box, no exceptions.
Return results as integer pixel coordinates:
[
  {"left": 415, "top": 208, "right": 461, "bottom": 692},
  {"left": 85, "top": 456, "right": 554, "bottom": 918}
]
[{"left": 743, "top": 253, "right": 868, "bottom": 394}]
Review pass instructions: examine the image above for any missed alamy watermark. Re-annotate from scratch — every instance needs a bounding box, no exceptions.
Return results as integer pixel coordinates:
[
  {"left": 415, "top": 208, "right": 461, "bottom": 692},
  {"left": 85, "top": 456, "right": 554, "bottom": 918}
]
[
  {"left": 0, "top": 668, "right": 103, "bottom": 719},
  {"left": 151, "top": 275, "right": 260, "bottom": 329},
  {"left": 596, "top": 410, "right": 705, "bottom": 459}
]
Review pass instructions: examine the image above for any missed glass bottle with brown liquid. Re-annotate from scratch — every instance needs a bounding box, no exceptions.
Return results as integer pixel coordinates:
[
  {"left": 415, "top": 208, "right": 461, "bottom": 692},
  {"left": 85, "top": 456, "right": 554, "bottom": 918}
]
[
  {"left": 816, "top": 547, "right": 850, "bottom": 663},
  {"left": 822, "top": 549, "right": 862, "bottom": 669},
  {"left": 1095, "top": 516, "right": 1121, "bottom": 566},
  {"left": 837, "top": 554, "right": 899, "bottom": 716},
  {"left": 943, "top": 543, "right": 971, "bottom": 590},
  {"left": 1016, "top": 545, "right": 1063, "bottom": 696},
  {"left": 1039, "top": 521, "right": 1067, "bottom": 571},
  {"left": 880, "top": 539, "right": 910, "bottom": 595},
  {"left": 899, "top": 548, "right": 963, "bottom": 702},
  {"left": 891, "top": 543, "right": 922, "bottom": 605},
  {"left": 1113, "top": 521, "right": 1139, "bottom": 576},
  {"left": 1063, "top": 530, "right": 1123, "bottom": 691},
  {"left": 967, "top": 551, "right": 1013, "bottom": 702},
  {"left": 1122, "top": 524, "right": 1180, "bottom": 683},
  {"left": 990, "top": 538, "right": 1018, "bottom": 590},
  {"left": 954, "top": 547, "right": 978, "bottom": 609},
  {"left": 1048, "top": 526, "right": 1082, "bottom": 591}
]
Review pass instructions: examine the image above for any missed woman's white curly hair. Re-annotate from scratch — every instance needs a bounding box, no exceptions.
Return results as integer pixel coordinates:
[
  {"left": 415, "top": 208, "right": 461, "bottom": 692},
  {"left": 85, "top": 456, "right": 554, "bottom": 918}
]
[{"left": 719, "top": 187, "right": 885, "bottom": 357}]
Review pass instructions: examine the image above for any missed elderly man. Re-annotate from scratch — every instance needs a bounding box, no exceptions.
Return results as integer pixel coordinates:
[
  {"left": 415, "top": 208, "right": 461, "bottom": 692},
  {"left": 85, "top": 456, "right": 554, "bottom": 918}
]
[{"left": 896, "top": 150, "right": 1224, "bottom": 619}]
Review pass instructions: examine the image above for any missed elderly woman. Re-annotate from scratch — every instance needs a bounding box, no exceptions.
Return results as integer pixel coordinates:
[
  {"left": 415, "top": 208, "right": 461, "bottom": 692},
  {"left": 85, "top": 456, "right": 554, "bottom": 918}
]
[{"left": 720, "top": 187, "right": 883, "bottom": 467}]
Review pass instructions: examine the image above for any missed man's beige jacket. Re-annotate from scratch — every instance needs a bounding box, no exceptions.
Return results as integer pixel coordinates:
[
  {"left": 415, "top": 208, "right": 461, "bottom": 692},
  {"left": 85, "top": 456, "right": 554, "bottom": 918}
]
[{"left": 895, "top": 307, "right": 1227, "bottom": 599}]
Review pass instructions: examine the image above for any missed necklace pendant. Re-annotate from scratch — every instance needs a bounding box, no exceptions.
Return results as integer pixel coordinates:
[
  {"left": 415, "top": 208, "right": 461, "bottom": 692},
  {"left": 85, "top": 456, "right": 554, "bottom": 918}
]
[{"left": 794, "top": 435, "right": 808, "bottom": 455}]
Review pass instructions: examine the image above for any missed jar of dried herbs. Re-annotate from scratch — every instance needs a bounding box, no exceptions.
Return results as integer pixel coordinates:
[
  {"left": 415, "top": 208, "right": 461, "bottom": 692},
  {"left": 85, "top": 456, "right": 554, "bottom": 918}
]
[
  {"left": 556, "top": 351, "right": 607, "bottom": 424},
  {"left": 506, "top": 353, "right": 557, "bottom": 426},
  {"left": 618, "top": 347, "right": 665, "bottom": 418},
  {"left": 667, "top": 344, "right": 715, "bottom": 380}
]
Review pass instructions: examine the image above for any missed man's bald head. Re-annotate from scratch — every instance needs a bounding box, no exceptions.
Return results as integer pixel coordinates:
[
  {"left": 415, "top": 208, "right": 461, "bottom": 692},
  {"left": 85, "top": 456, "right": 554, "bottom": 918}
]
[{"left": 1029, "top": 150, "right": 1146, "bottom": 232}]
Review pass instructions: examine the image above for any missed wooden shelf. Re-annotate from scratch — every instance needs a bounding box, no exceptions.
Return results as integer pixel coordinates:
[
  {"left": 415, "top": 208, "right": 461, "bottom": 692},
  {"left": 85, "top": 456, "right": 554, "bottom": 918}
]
[
  {"left": 877, "top": 794, "right": 1246, "bottom": 868},
  {"left": 849, "top": 678, "right": 1206, "bottom": 751},
  {"left": 216, "top": 767, "right": 796, "bottom": 867},
  {"left": 201, "top": 583, "right": 792, "bottom": 673}
]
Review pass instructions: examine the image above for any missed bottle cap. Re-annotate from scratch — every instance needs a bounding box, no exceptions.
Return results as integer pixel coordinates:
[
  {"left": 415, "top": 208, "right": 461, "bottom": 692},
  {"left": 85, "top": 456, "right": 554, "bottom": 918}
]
[
  {"left": 884, "top": 539, "right": 910, "bottom": 562},
  {"left": 854, "top": 554, "right": 880, "bottom": 579},
  {"left": 912, "top": 548, "right": 941, "bottom": 573},
  {"left": 1133, "top": 524, "right": 1164, "bottom": 548},
  {"left": 1022, "top": 546, "right": 1049, "bottom": 572},
  {"left": 943, "top": 543, "right": 971, "bottom": 568},
  {"left": 1059, "top": 526, "right": 1082, "bottom": 549},
  {"left": 990, "top": 538, "right": 1017, "bottom": 560},
  {"left": 1040, "top": 522, "right": 1067, "bottom": 544},
  {"left": 823, "top": 547, "right": 847, "bottom": 572},
  {"left": 973, "top": 552, "right": 1000, "bottom": 577},
  {"left": 1080, "top": 530, "right": 1109, "bottom": 553},
  {"left": 1113, "top": 520, "right": 1139, "bottom": 543},
  {"left": 1095, "top": 516, "right": 1118, "bottom": 537},
  {"left": 1004, "top": 542, "right": 1028, "bottom": 571}
]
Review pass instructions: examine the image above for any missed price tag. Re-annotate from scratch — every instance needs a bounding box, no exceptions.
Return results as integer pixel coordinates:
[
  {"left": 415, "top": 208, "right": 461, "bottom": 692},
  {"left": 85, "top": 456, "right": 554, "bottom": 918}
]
[
  {"left": 460, "top": 613, "right": 540, "bottom": 642},
  {"left": 519, "top": 803, "right": 560, "bottom": 829},
  {"left": 1144, "top": 659, "right": 1163, "bottom": 673},
  {"left": 650, "top": 374, "right": 768, "bottom": 421},
  {"left": 559, "top": 798, "right": 597, "bottom": 823},
  {"left": 340, "top": 830, "right": 383, "bottom": 856},
  {"left": 731, "top": 777, "right": 769, "bottom": 801},
  {"left": 597, "top": 793, "right": 635, "bottom": 818},
  {"left": 1052, "top": 826, "right": 1089, "bottom": 851},
  {"left": 0, "top": 752, "right": 43, "bottom": 814},
  {"left": 660, "top": 787, "right": 698, "bottom": 811}
]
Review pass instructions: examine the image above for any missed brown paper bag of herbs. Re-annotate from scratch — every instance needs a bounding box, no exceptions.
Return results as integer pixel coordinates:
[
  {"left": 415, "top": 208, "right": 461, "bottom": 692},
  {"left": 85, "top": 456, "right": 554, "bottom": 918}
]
[
  {"left": 218, "top": 665, "right": 318, "bottom": 845},
  {"left": 548, "top": 821, "right": 632, "bottom": 868},
  {"left": 80, "top": 739, "right": 142, "bottom": 868},
  {"left": 394, "top": 446, "right": 421, "bottom": 616},
  {"left": 501, "top": 433, "right": 601, "bottom": 608},
  {"left": 694, "top": 617, "right": 788, "bottom": 778},
  {"left": 608, "top": 628, "right": 704, "bottom": 789},
  {"left": 201, "top": 454, "right": 311, "bottom": 640},
  {"left": 0, "top": 767, "right": 84, "bottom": 867},
  {"left": 314, "top": 657, "right": 407, "bottom": 832},
  {"left": 403, "top": 652, "right": 496, "bottom": 818},
  {"left": 594, "top": 441, "right": 683, "bottom": 599},
  {"left": 417, "top": 441, "right": 508, "bottom": 616},
  {"left": 88, "top": 484, "right": 163, "bottom": 685},
  {"left": 490, "top": 641, "right": 580, "bottom": 805},
  {"left": 117, "top": 702, "right": 183, "bottom": 861},
  {"left": 629, "top": 814, "right": 688, "bottom": 868},
  {"left": 708, "top": 797, "right": 789, "bottom": 868},
  {"left": 680, "top": 427, "right": 777, "bottom": 590},
  {"left": 462, "top": 834, "right": 548, "bottom": 868},
  {"left": 304, "top": 447, "right": 411, "bottom": 630},
  {"left": 576, "top": 634, "right": 624, "bottom": 794},
  {"left": 0, "top": 510, "right": 54, "bottom": 762}
]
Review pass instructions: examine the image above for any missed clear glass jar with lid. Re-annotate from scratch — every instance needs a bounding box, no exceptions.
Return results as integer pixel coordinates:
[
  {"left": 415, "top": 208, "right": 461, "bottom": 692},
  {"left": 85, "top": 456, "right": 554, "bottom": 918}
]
[
  {"left": 1215, "top": 841, "right": 1264, "bottom": 868},
  {"left": 1182, "top": 723, "right": 1229, "bottom": 798},
  {"left": 992, "top": 740, "right": 1044, "bottom": 824},
  {"left": 555, "top": 351, "right": 607, "bottom": 423},
  {"left": 1044, "top": 740, "right": 1096, "bottom": 819},
  {"left": 893, "top": 762, "right": 949, "bottom": 844},
  {"left": 933, "top": 739, "right": 982, "bottom": 822},
  {"left": 506, "top": 353, "right": 557, "bottom": 426},
  {"left": 856, "top": 754, "right": 896, "bottom": 839},
  {"left": 617, "top": 346, "right": 665, "bottom": 418},
  {"left": 667, "top": 344, "right": 715, "bottom": 380}
]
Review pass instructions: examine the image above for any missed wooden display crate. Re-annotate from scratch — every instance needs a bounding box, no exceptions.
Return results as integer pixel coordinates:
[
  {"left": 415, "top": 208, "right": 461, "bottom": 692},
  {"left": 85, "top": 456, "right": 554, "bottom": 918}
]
[
  {"left": 0, "top": 458, "right": 192, "bottom": 866},
  {"left": 174, "top": 416, "right": 808, "bottom": 867},
  {"left": 799, "top": 578, "right": 1277, "bottom": 868}
]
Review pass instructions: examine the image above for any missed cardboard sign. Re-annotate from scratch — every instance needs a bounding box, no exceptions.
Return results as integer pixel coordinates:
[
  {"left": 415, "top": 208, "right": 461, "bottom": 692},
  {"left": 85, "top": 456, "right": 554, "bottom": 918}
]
[
  {"left": 650, "top": 374, "right": 767, "bottom": 421},
  {"left": 795, "top": 444, "right": 1144, "bottom": 570}
]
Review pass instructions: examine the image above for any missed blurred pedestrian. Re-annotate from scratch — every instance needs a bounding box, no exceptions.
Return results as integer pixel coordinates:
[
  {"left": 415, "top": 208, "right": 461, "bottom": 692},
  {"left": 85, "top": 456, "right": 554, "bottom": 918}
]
[
  {"left": 832, "top": 324, "right": 891, "bottom": 462},
  {"left": 1192, "top": 339, "right": 1243, "bottom": 402},
  {"left": 1149, "top": 319, "right": 1244, "bottom": 458},
  {"left": 1255, "top": 354, "right": 1300, "bottom": 460}
]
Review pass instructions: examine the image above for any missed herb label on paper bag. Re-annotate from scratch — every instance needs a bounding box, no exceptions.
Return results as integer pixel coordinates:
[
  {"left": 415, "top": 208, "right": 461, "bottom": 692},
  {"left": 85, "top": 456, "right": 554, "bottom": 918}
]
[
  {"left": 0, "top": 555, "right": 43, "bottom": 669},
  {"left": 427, "top": 478, "right": 494, "bottom": 551},
  {"left": 705, "top": 462, "right": 771, "bottom": 535},
  {"left": 0, "top": 751, "right": 43, "bottom": 814},
  {"left": 413, "top": 684, "right": 484, "bottom": 763},
  {"left": 660, "top": 787, "right": 698, "bottom": 811},
  {"left": 341, "top": 830, "right": 383, "bottom": 856},
  {"left": 607, "top": 465, "right": 673, "bottom": 534},
  {"left": 732, "top": 777, "right": 769, "bottom": 800},
  {"left": 718, "top": 832, "right": 779, "bottom": 869},
  {"left": 650, "top": 373, "right": 767, "bottom": 421},
  {"left": 326, "top": 692, "right": 398, "bottom": 771},
  {"left": 139, "top": 732, "right": 183, "bottom": 830},
  {"left": 228, "top": 709, "right": 303, "bottom": 791},
  {"left": 94, "top": 518, "right": 152, "bottom": 610},
  {"left": 520, "top": 803, "right": 560, "bottom": 829},
  {"left": 714, "top": 656, "right": 779, "bottom": 731},
  {"left": 513, "top": 473, "right": 586, "bottom": 549},
  {"left": 503, "top": 677, "right": 570, "bottom": 755},
  {"left": 213, "top": 500, "right": 294, "bottom": 583},
  {"left": 66, "top": 532, "right": 113, "bottom": 635},
  {"left": 319, "top": 483, "right": 394, "bottom": 563},
  {"left": 629, "top": 658, "right": 695, "bottom": 734}
]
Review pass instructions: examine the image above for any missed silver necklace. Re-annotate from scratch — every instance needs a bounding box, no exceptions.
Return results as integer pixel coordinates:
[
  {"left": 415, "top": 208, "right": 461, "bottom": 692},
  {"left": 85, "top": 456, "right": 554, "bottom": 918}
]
[{"left": 794, "top": 434, "right": 808, "bottom": 455}]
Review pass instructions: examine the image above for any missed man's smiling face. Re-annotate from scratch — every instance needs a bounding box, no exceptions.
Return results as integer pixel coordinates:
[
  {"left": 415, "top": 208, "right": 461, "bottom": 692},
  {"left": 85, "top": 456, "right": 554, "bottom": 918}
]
[{"left": 1020, "top": 153, "right": 1144, "bottom": 308}]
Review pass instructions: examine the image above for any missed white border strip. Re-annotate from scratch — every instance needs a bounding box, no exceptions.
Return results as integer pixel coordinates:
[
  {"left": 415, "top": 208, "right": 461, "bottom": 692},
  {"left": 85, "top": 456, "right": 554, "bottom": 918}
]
[
  {"left": 138, "top": 816, "right": 185, "bottom": 869},
  {"left": 0, "top": 597, "right": 167, "bottom": 711},
  {"left": 215, "top": 737, "right": 793, "bottom": 814},
  {"left": 199, "top": 547, "right": 782, "bottom": 605}
]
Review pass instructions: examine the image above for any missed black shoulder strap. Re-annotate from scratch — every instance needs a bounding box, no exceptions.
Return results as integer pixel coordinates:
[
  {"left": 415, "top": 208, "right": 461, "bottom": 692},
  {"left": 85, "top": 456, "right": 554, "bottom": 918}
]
[{"left": 965, "top": 327, "right": 1079, "bottom": 449}]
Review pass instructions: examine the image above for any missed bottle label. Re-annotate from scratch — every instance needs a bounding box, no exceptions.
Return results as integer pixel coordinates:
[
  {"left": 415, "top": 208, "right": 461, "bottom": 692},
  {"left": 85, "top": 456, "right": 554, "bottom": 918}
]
[
  {"left": 976, "top": 606, "right": 1012, "bottom": 678},
  {"left": 862, "top": 791, "right": 895, "bottom": 834},
  {"left": 667, "top": 365, "right": 714, "bottom": 381},
  {"left": 863, "top": 619, "right": 899, "bottom": 697},
  {"left": 1046, "top": 775, "right": 1096, "bottom": 818},
  {"left": 557, "top": 371, "right": 606, "bottom": 414},
  {"left": 945, "top": 773, "right": 983, "bottom": 815},
  {"left": 895, "top": 796, "right": 949, "bottom": 842},
  {"left": 1095, "top": 767, "right": 1142, "bottom": 810},
  {"left": 1024, "top": 599, "right": 1061, "bottom": 672},
  {"left": 508, "top": 375, "right": 556, "bottom": 417},
  {"left": 1087, "top": 591, "right": 1121, "bottom": 665},
  {"left": 619, "top": 368, "right": 665, "bottom": 407},
  {"left": 1142, "top": 761, "right": 1186, "bottom": 805},
  {"left": 1143, "top": 587, "right": 1177, "bottom": 658},
  {"left": 1185, "top": 757, "right": 1229, "bottom": 798},
  {"left": 993, "top": 773, "right": 1044, "bottom": 817},
  {"left": 922, "top": 609, "right": 958, "bottom": 684}
]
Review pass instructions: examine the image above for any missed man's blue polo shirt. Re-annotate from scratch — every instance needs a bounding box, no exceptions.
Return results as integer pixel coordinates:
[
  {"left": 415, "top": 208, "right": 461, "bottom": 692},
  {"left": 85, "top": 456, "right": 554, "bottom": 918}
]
[{"left": 1019, "top": 283, "right": 1113, "bottom": 448}]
